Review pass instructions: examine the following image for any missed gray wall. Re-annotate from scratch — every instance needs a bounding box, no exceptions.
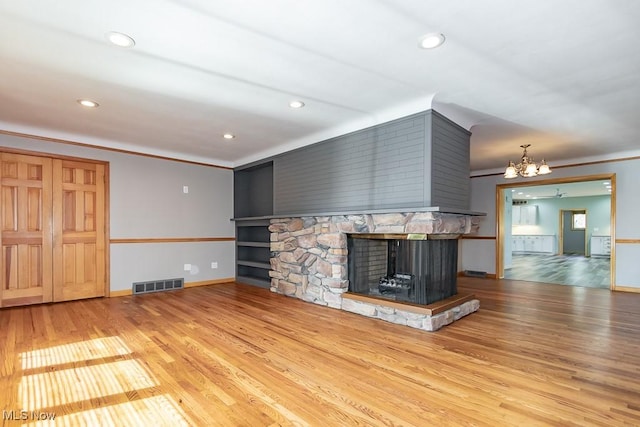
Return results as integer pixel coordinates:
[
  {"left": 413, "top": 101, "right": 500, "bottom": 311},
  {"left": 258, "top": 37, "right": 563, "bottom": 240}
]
[
  {"left": 0, "top": 133, "right": 235, "bottom": 292},
  {"left": 271, "top": 110, "right": 470, "bottom": 215}
]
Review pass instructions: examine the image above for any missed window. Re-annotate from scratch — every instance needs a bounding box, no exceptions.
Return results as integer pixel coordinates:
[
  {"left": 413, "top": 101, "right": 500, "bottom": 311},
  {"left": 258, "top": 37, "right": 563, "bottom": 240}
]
[{"left": 572, "top": 212, "right": 586, "bottom": 230}]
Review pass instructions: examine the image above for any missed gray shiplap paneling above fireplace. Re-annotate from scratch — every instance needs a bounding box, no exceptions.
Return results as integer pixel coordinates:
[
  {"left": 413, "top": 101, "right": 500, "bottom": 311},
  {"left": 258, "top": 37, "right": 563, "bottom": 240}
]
[{"left": 272, "top": 109, "right": 471, "bottom": 215}]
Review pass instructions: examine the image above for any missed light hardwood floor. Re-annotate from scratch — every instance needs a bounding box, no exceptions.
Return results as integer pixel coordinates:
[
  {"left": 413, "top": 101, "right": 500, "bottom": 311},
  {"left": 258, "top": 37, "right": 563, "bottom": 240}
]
[{"left": 1, "top": 279, "right": 639, "bottom": 426}]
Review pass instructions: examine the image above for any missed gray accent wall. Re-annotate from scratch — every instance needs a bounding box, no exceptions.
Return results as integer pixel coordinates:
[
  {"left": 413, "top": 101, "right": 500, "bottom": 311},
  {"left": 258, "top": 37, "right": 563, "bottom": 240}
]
[
  {"left": 274, "top": 113, "right": 427, "bottom": 214},
  {"left": 269, "top": 110, "right": 470, "bottom": 215},
  {"left": 430, "top": 113, "right": 471, "bottom": 209}
]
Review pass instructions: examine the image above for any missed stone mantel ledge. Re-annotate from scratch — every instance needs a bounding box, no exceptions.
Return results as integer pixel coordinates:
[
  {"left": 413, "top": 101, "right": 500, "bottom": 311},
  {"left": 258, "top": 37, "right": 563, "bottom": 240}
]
[
  {"left": 268, "top": 212, "right": 483, "bottom": 238},
  {"left": 267, "top": 211, "right": 484, "bottom": 331}
]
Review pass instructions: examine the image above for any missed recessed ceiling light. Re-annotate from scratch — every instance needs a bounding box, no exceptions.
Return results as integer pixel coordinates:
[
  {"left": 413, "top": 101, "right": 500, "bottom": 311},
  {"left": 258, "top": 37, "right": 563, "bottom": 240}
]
[
  {"left": 517, "top": 192, "right": 524, "bottom": 195},
  {"left": 289, "top": 100, "right": 305, "bottom": 109},
  {"left": 223, "top": 133, "right": 235, "bottom": 139},
  {"left": 525, "top": 194, "right": 531, "bottom": 198},
  {"left": 418, "top": 33, "right": 445, "bottom": 49},
  {"left": 77, "top": 99, "right": 99, "bottom": 108},
  {"left": 603, "top": 181, "right": 610, "bottom": 185},
  {"left": 106, "top": 31, "right": 135, "bottom": 48}
]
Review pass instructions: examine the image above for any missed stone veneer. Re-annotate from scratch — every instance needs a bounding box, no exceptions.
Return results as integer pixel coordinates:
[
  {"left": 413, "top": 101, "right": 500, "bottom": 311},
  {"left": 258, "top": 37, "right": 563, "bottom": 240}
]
[
  {"left": 269, "top": 212, "right": 482, "bottom": 331},
  {"left": 342, "top": 296, "right": 480, "bottom": 332}
]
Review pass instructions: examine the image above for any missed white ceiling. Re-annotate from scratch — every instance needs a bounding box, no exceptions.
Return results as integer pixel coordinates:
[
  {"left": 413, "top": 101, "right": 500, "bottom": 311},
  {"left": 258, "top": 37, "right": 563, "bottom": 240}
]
[
  {"left": 510, "top": 180, "right": 612, "bottom": 200},
  {"left": 1, "top": 0, "right": 639, "bottom": 170}
]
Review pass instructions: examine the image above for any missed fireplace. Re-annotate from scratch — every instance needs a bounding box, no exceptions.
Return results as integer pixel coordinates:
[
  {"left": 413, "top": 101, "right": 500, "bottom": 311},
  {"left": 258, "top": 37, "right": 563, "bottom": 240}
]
[
  {"left": 268, "top": 212, "right": 481, "bottom": 331},
  {"left": 347, "top": 234, "right": 458, "bottom": 305}
]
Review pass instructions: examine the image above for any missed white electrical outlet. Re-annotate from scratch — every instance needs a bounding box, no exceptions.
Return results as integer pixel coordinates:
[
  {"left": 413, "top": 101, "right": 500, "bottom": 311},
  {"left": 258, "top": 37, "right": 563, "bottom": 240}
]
[
  {"left": 183, "top": 185, "right": 189, "bottom": 194},
  {"left": 184, "top": 263, "right": 191, "bottom": 271},
  {"left": 211, "top": 262, "right": 218, "bottom": 269}
]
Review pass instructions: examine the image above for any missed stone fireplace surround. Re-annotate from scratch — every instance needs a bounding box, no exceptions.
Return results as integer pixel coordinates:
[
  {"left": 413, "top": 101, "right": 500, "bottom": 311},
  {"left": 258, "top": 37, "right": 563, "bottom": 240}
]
[{"left": 269, "top": 210, "right": 483, "bottom": 331}]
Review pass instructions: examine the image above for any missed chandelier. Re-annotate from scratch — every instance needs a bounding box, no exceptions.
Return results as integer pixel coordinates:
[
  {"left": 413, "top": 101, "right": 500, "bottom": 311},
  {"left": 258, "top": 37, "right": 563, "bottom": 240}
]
[{"left": 504, "top": 144, "right": 551, "bottom": 179}]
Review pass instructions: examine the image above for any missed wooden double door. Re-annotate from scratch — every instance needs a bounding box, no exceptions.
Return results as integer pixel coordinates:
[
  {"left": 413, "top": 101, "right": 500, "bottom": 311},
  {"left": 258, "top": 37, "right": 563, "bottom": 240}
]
[{"left": 0, "top": 152, "right": 107, "bottom": 307}]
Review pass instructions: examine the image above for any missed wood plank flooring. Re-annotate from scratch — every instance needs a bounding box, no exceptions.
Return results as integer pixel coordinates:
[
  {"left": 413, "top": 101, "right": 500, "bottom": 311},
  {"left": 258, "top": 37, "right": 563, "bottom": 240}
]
[
  {"left": 504, "top": 253, "right": 611, "bottom": 288},
  {"left": 1, "top": 278, "right": 639, "bottom": 426}
]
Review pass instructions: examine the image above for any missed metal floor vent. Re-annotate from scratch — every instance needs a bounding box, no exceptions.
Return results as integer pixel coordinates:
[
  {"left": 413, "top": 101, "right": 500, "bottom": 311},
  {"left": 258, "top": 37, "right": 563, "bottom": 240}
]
[
  {"left": 464, "top": 270, "right": 487, "bottom": 278},
  {"left": 132, "top": 278, "right": 184, "bottom": 295}
]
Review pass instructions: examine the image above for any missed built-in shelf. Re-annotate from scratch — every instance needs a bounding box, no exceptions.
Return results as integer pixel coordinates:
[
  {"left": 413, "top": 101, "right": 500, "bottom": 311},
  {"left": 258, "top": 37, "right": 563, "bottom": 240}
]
[
  {"left": 237, "top": 241, "right": 271, "bottom": 248},
  {"left": 236, "top": 274, "right": 271, "bottom": 288},
  {"left": 234, "top": 215, "right": 271, "bottom": 289},
  {"left": 237, "top": 260, "right": 271, "bottom": 269}
]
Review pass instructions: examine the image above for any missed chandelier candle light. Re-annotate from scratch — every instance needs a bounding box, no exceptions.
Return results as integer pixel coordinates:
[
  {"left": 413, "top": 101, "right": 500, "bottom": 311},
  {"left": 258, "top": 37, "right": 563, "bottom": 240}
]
[{"left": 504, "top": 144, "right": 552, "bottom": 179}]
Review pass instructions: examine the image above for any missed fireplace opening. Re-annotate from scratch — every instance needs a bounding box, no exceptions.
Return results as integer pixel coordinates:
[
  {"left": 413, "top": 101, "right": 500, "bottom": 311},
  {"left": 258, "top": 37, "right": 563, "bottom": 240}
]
[{"left": 347, "top": 235, "right": 458, "bottom": 305}]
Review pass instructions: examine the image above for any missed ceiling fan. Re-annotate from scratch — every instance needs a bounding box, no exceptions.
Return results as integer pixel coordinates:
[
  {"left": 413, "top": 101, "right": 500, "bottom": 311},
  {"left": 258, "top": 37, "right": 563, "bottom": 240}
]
[{"left": 538, "top": 188, "right": 568, "bottom": 198}]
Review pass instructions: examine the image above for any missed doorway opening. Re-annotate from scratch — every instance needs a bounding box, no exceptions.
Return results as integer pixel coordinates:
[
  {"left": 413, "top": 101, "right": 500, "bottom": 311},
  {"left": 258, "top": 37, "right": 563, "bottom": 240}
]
[
  {"left": 497, "top": 174, "right": 614, "bottom": 289},
  {"left": 560, "top": 209, "right": 587, "bottom": 255}
]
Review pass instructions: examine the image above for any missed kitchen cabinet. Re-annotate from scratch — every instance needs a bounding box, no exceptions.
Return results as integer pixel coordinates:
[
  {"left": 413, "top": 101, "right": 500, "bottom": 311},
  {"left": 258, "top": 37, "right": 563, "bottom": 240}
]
[
  {"left": 512, "top": 235, "right": 556, "bottom": 254},
  {"left": 512, "top": 205, "right": 538, "bottom": 225},
  {"left": 590, "top": 236, "right": 611, "bottom": 257}
]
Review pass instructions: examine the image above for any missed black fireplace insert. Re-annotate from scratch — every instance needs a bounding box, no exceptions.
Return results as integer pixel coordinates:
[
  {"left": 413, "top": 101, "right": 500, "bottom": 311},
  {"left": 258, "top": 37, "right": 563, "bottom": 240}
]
[{"left": 347, "top": 234, "right": 458, "bottom": 305}]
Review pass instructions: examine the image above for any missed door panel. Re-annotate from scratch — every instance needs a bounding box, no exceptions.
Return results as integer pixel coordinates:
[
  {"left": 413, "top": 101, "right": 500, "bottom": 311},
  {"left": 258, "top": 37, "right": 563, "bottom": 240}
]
[
  {"left": 0, "top": 154, "right": 53, "bottom": 307},
  {"left": 0, "top": 154, "right": 107, "bottom": 307},
  {"left": 561, "top": 210, "right": 586, "bottom": 255},
  {"left": 53, "top": 160, "right": 106, "bottom": 302}
]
